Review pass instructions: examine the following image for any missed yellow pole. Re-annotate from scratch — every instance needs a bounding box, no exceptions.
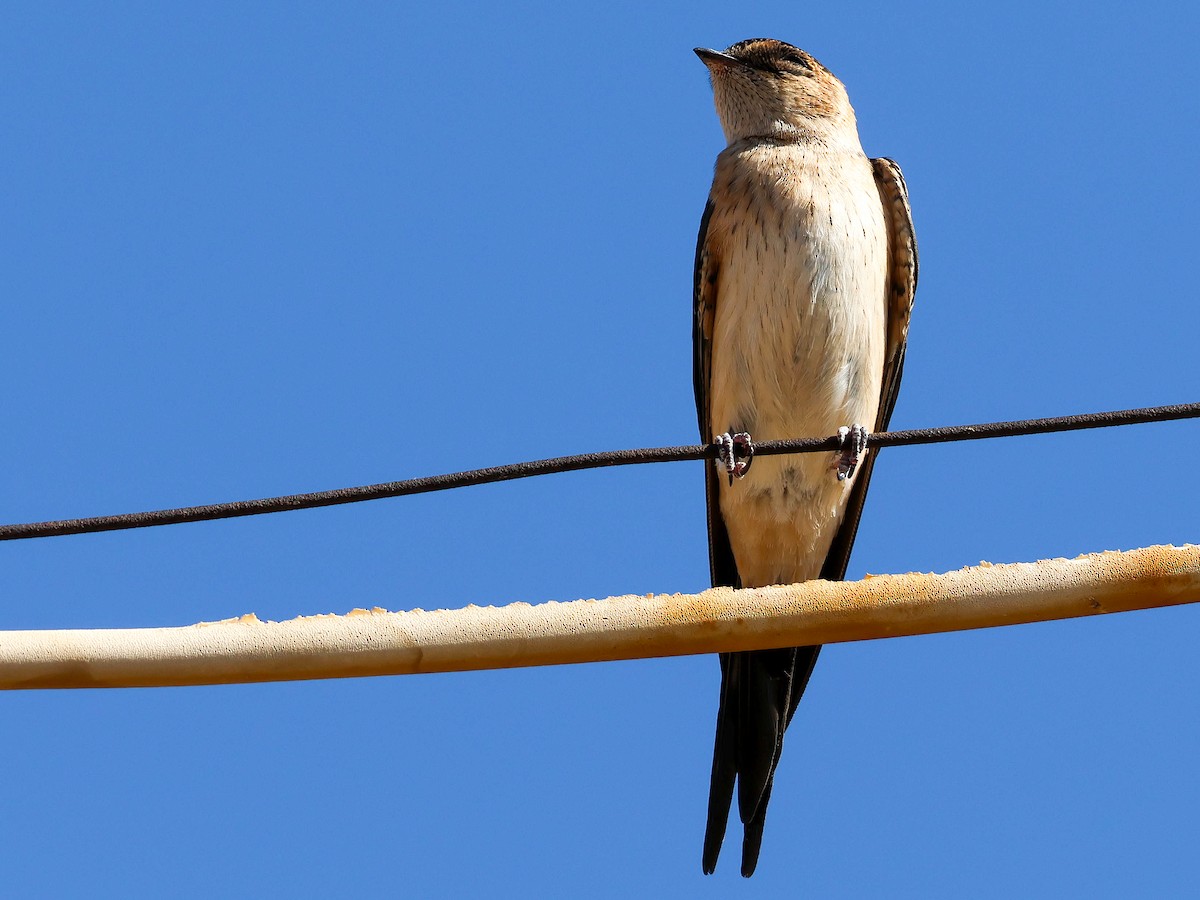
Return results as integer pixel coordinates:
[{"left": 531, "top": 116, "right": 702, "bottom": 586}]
[{"left": 2, "top": 544, "right": 1197, "bottom": 690}]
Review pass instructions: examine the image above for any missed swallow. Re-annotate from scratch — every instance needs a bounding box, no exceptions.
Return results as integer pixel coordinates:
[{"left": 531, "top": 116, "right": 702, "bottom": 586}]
[{"left": 693, "top": 38, "right": 917, "bottom": 877}]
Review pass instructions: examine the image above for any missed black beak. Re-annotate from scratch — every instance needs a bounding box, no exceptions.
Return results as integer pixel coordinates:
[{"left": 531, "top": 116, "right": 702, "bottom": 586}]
[{"left": 694, "top": 47, "right": 739, "bottom": 69}]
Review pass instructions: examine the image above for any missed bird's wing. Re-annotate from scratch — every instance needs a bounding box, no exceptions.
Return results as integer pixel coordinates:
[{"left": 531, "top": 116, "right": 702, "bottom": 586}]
[
  {"left": 817, "top": 156, "right": 918, "bottom": 585},
  {"left": 696, "top": 194, "right": 816, "bottom": 877},
  {"left": 693, "top": 198, "right": 739, "bottom": 589},
  {"left": 694, "top": 195, "right": 740, "bottom": 874},
  {"left": 698, "top": 158, "right": 917, "bottom": 877}
]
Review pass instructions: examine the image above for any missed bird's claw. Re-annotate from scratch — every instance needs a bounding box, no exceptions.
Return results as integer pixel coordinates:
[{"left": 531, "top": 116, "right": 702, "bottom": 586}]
[
  {"left": 835, "top": 424, "right": 868, "bottom": 481},
  {"left": 715, "top": 431, "right": 754, "bottom": 485}
]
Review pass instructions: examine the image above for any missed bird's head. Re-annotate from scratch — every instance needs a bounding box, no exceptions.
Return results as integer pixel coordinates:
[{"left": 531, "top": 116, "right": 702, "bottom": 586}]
[{"left": 695, "top": 39, "right": 854, "bottom": 144}]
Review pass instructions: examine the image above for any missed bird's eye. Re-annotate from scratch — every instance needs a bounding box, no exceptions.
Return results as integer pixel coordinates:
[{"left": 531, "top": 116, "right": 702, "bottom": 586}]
[{"left": 779, "top": 51, "right": 812, "bottom": 72}]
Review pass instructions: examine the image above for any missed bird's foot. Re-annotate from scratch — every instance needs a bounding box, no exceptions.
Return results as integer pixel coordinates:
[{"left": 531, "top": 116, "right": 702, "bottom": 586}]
[
  {"left": 835, "top": 425, "right": 868, "bottom": 481},
  {"left": 715, "top": 431, "right": 754, "bottom": 485}
]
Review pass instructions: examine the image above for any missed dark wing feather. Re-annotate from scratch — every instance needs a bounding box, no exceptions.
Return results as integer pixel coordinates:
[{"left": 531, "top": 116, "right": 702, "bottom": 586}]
[{"left": 698, "top": 158, "right": 917, "bottom": 877}]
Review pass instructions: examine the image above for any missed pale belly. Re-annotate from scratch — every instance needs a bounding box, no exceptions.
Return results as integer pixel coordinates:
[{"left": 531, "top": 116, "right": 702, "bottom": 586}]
[{"left": 708, "top": 152, "right": 887, "bottom": 588}]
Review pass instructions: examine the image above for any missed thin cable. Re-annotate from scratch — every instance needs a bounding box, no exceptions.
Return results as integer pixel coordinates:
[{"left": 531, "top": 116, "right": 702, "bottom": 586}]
[{"left": 2, "top": 401, "right": 1197, "bottom": 542}]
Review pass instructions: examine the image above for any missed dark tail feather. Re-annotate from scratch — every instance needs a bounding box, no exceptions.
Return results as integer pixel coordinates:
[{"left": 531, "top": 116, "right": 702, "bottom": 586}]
[
  {"left": 786, "top": 645, "right": 822, "bottom": 728},
  {"left": 702, "top": 652, "right": 737, "bottom": 874},
  {"left": 702, "top": 645, "right": 822, "bottom": 876},
  {"left": 739, "top": 771, "right": 775, "bottom": 877}
]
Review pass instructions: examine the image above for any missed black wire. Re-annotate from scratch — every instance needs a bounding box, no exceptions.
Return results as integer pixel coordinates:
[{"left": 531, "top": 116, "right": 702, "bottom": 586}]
[{"left": 2, "top": 401, "right": 1197, "bottom": 542}]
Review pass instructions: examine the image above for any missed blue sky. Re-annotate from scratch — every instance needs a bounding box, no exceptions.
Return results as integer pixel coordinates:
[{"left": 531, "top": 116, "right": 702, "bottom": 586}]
[{"left": 3, "top": 2, "right": 1199, "bottom": 896}]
